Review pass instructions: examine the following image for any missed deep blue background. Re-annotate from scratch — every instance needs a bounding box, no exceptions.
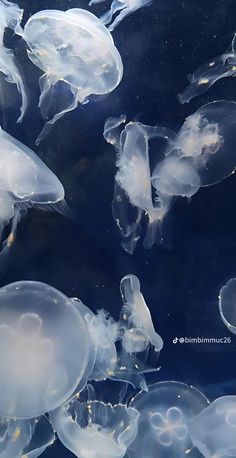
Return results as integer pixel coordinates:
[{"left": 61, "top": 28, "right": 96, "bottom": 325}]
[{"left": 1, "top": 0, "right": 236, "bottom": 455}]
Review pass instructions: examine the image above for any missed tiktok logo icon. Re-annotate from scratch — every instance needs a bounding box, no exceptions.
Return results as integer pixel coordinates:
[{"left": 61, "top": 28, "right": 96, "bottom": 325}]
[{"left": 173, "top": 337, "right": 178, "bottom": 344}]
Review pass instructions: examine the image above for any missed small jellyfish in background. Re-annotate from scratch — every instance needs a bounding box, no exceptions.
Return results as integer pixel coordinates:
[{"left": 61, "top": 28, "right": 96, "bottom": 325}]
[
  {"left": 71, "top": 274, "right": 163, "bottom": 392},
  {"left": 179, "top": 34, "right": 236, "bottom": 103},
  {"left": 0, "top": 0, "right": 27, "bottom": 122},
  {"left": 50, "top": 397, "right": 139, "bottom": 458},
  {"left": 89, "top": 0, "right": 152, "bottom": 32},
  {"left": 190, "top": 396, "right": 236, "bottom": 458},
  {"left": 0, "top": 127, "right": 66, "bottom": 260},
  {"left": 18, "top": 8, "right": 123, "bottom": 144},
  {"left": 129, "top": 381, "right": 209, "bottom": 458},
  {"left": 219, "top": 278, "right": 236, "bottom": 335},
  {"left": 0, "top": 281, "right": 91, "bottom": 418},
  {"left": 0, "top": 415, "right": 55, "bottom": 458},
  {"left": 104, "top": 101, "right": 236, "bottom": 253}
]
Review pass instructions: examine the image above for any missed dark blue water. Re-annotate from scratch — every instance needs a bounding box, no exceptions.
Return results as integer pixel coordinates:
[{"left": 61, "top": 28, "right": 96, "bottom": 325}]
[{"left": 2, "top": 1, "right": 236, "bottom": 455}]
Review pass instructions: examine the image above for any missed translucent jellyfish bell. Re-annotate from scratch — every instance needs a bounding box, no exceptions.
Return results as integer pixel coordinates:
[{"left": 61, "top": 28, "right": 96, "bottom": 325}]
[
  {"left": 167, "top": 101, "right": 236, "bottom": 187},
  {"left": 190, "top": 396, "right": 236, "bottom": 458},
  {"left": 129, "top": 381, "right": 209, "bottom": 458},
  {"left": 179, "top": 34, "right": 236, "bottom": 104},
  {"left": 0, "top": 127, "right": 65, "bottom": 258},
  {"left": 0, "top": 0, "right": 27, "bottom": 122},
  {"left": 50, "top": 399, "right": 139, "bottom": 458},
  {"left": 219, "top": 278, "right": 236, "bottom": 335},
  {"left": 0, "top": 281, "right": 91, "bottom": 418},
  {"left": 20, "top": 8, "right": 123, "bottom": 144},
  {"left": 0, "top": 415, "right": 55, "bottom": 458},
  {"left": 89, "top": 0, "right": 152, "bottom": 32}
]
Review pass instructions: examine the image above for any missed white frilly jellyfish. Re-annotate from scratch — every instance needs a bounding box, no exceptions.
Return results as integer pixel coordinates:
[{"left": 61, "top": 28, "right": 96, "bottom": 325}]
[
  {"left": 0, "top": 0, "right": 27, "bottom": 122},
  {"left": 179, "top": 34, "right": 236, "bottom": 103},
  {"left": 0, "top": 415, "right": 55, "bottom": 458},
  {"left": 219, "top": 278, "right": 236, "bottom": 335},
  {"left": 129, "top": 381, "right": 209, "bottom": 458},
  {"left": 50, "top": 399, "right": 139, "bottom": 458},
  {"left": 104, "top": 101, "right": 236, "bottom": 253},
  {"left": 0, "top": 281, "right": 91, "bottom": 418},
  {"left": 18, "top": 8, "right": 123, "bottom": 144},
  {"left": 71, "top": 274, "right": 163, "bottom": 392},
  {"left": 89, "top": 0, "right": 152, "bottom": 32},
  {"left": 190, "top": 396, "right": 236, "bottom": 458},
  {"left": 0, "top": 127, "right": 65, "bottom": 259}
]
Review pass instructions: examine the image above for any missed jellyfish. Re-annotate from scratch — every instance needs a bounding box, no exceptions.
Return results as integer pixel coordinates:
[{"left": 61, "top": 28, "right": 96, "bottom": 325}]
[
  {"left": 104, "top": 101, "right": 236, "bottom": 253},
  {"left": 50, "top": 398, "right": 139, "bottom": 458},
  {"left": 0, "top": 126, "right": 66, "bottom": 261},
  {"left": 190, "top": 396, "right": 236, "bottom": 458},
  {"left": 0, "top": 0, "right": 27, "bottom": 122},
  {"left": 89, "top": 0, "right": 152, "bottom": 32},
  {"left": 71, "top": 274, "right": 163, "bottom": 392},
  {"left": 103, "top": 115, "right": 175, "bottom": 253},
  {"left": 129, "top": 381, "right": 209, "bottom": 458},
  {"left": 0, "top": 281, "right": 92, "bottom": 418},
  {"left": 0, "top": 415, "right": 55, "bottom": 458},
  {"left": 179, "top": 34, "right": 236, "bottom": 103},
  {"left": 18, "top": 8, "right": 123, "bottom": 144},
  {"left": 219, "top": 278, "right": 236, "bottom": 335}
]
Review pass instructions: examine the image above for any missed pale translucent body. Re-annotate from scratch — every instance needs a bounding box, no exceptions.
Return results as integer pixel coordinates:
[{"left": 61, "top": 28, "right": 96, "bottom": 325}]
[
  {"left": 219, "top": 278, "right": 236, "bottom": 335},
  {"left": 0, "top": 415, "right": 55, "bottom": 458},
  {"left": 120, "top": 274, "right": 163, "bottom": 353},
  {"left": 0, "top": 0, "right": 27, "bottom": 122},
  {"left": 71, "top": 274, "right": 163, "bottom": 392},
  {"left": 190, "top": 396, "right": 236, "bottom": 458},
  {"left": 0, "top": 127, "right": 65, "bottom": 258},
  {"left": 89, "top": 0, "right": 152, "bottom": 31},
  {"left": 20, "top": 8, "right": 123, "bottom": 144},
  {"left": 0, "top": 281, "right": 90, "bottom": 418},
  {"left": 129, "top": 381, "right": 209, "bottom": 458},
  {"left": 179, "top": 34, "right": 236, "bottom": 103},
  {"left": 50, "top": 400, "right": 139, "bottom": 458},
  {"left": 104, "top": 101, "right": 236, "bottom": 253}
]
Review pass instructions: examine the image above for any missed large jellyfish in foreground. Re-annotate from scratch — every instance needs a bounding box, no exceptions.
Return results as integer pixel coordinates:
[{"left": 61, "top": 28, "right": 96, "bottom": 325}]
[
  {"left": 0, "top": 281, "right": 91, "bottom": 418},
  {"left": 179, "top": 34, "right": 236, "bottom": 104},
  {"left": 18, "top": 8, "right": 123, "bottom": 144},
  {"left": 129, "top": 381, "right": 209, "bottom": 458},
  {"left": 190, "top": 396, "right": 236, "bottom": 458},
  {"left": 0, "top": 0, "right": 27, "bottom": 122},
  {"left": 219, "top": 278, "right": 236, "bottom": 335},
  {"left": 0, "top": 127, "right": 65, "bottom": 260},
  {"left": 104, "top": 101, "right": 236, "bottom": 253},
  {"left": 50, "top": 398, "right": 139, "bottom": 458},
  {"left": 89, "top": 0, "right": 152, "bottom": 32},
  {"left": 0, "top": 415, "right": 55, "bottom": 458}
]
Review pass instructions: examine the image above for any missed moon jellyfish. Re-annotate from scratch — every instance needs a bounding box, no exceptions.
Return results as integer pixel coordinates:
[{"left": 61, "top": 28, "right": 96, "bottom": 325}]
[
  {"left": 179, "top": 34, "right": 236, "bottom": 104},
  {"left": 89, "top": 0, "right": 152, "bottom": 32},
  {"left": 0, "top": 127, "right": 65, "bottom": 260},
  {"left": 0, "top": 281, "right": 91, "bottom": 418},
  {"left": 71, "top": 274, "right": 163, "bottom": 392},
  {"left": 104, "top": 101, "right": 236, "bottom": 253},
  {"left": 190, "top": 396, "right": 236, "bottom": 458},
  {"left": 19, "top": 8, "right": 123, "bottom": 144},
  {"left": 0, "top": 0, "right": 27, "bottom": 122},
  {"left": 50, "top": 399, "right": 139, "bottom": 458},
  {"left": 0, "top": 415, "right": 55, "bottom": 458},
  {"left": 129, "top": 381, "right": 209, "bottom": 458},
  {"left": 219, "top": 278, "right": 236, "bottom": 335}
]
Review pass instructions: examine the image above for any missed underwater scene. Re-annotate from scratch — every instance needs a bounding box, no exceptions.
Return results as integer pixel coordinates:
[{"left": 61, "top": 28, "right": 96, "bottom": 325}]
[{"left": 0, "top": 0, "right": 236, "bottom": 457}]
